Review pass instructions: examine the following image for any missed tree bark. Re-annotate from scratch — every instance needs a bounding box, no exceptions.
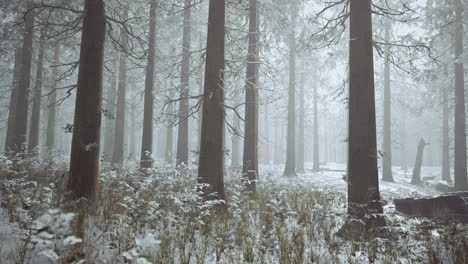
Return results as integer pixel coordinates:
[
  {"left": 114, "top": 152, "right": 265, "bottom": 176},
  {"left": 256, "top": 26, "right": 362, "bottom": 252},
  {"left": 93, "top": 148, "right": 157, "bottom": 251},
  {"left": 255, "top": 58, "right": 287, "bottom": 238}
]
[
  {"left": 4, "top": 47, "right": 22, "bottom": 155},
  {"left": 442, "top": 85, "right": 451, "bottom": 182},
  {"left": 11, "top": 2, "right": 35, "bottom": 155},
  {"left": 112, "top": 9, "right": 129, "bottom": 166},
  {"left": 347, "top": 0, "right": 383, "bottom": 217},
  {"left": 297, "top": 58, "right": 305, "bottom": 173},
  {"left": 197, "top": 34, "right": 204, "bottom": 153},
  {"left": 28, "top": 27, "right": 47, "bottom": 155},
  {"left": 411, "top": 139, "right": 427, "bottom": 185},
  {"left": 313, "top": 68, "right": 320, "bottom": 172},
  {"left": 198, "top": 0, "right": 226, "bottom": 201},
  {"left": 45, "top": 41, "right": 60, "bottom": 156},
  {"left": 165, "top": 81, "right": 175, "bottom": 164},
  {"left": 67, "top": 0, "right": 106, "bottom": 202},
  {"left": 242, "top": 0, "right": 259, "bottom": 192},
  {"left": 382, "top": 21, "right": 394, "bottom": 182},
  {"left": 400, "top": 108, "right": 407, "bottom": 171},
  {"left": 231, "top": 89, "right": 241, "bottom": 169},
  {"left": 103, "top": 54, "right": 118, "bottom": 162},
  {"left": 140, "top": 0, "right": 157, "bottom": 168},
  {"left": 453, "top": 0, "right": 467, "bottom": 191},
  {"left": 176, "top": 0, "right": 192, "bottom": 167},
  {"left": 283, "top": 2, "right": 297, "bottom": 177}
]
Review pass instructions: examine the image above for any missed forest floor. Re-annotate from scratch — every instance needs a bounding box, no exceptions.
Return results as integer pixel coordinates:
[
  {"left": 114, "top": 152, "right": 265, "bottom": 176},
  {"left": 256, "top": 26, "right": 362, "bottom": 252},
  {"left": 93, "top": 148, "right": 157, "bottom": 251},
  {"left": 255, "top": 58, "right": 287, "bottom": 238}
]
[{"left": 0, "top": 157, "right": 466, "bottom": 264}]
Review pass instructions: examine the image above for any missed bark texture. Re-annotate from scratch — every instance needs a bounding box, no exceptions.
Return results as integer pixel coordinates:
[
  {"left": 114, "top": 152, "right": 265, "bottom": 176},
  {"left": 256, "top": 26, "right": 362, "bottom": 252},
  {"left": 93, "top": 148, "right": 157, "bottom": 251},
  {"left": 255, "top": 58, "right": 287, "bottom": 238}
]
[
  {"left": 381, "top": 21, "right": 393, "bottom": 182},
  {"left": 347, "top": 0, "right": 383, "bottom": 217},
  {"left": 198, "top": 0, "right": 226, "bottom": 201},
  {"left": 176, "top": 0, "right": 192, "bottom": 167},
  {"left": 112, "top": 9, "right": 129, "bottom": 166},
  {"left": 11, "top": 2, "right": 35, "bottom": 155},
  {"left": 283, "top": 2, "right": 297, "bottom": 177},
  {"left": 411, "top": 139, "right": 427, "bottom": 185},
  {"left": 45, "top": 42, "right": 60, "bottom": 155},
  {"left": 453, "top": 0, "right": 467, "bottom": 191},
  {"left": 297, "top": 58, "right": 305, "bottom": 173},
  {"left": 313, "top": 68, "right": 320, "bottom": 172},
  {"left": 67, "top": 0, "right": 106, "bottom": 202},
  {"left": 103, "top": 54, "right": 118, "bottom": 162},
  {"left": 242, "top": 0, "right": 259, "bottom": 192},
  {"left": 442, "top": 85, "right": 451, "bottom": 182},
  {"left": 4, "top": 47, "right": 22, "bottom": 155},
  {"left": 140, "top": 0, "right": 157, "bottom": 168},
  {"left": 28, "top": 27, "right": 47, "bottom": 154}
]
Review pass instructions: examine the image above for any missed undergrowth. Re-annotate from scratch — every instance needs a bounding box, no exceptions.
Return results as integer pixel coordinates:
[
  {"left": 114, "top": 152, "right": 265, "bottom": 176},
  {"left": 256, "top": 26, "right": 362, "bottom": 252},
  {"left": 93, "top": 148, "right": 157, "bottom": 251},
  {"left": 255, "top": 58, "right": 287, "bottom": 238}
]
[{"left": 0, "top": 156, "right": 466, "bottom": 263}]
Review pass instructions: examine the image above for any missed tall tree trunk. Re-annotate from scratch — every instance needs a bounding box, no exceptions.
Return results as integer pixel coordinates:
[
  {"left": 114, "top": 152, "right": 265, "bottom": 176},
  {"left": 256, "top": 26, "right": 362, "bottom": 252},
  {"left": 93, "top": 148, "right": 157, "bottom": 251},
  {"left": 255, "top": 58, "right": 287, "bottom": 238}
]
[
  {"left": 297, "top": 58, "right": 305, "bottom": 173},
  {"left": 45, "top": 42, "right": 60, "bottom": 156},
  {"left": 400, "top": 109, "right": 407, "bottom": 171},
  {"left": 441, "top": 85, "right": 451, "bottom": 182},
  {"left": 11, "top": 2, "right": 35, "bottom": 155},
  {"left": 382, "top": 21, "right": 394, "bottom": 182},
  {"left": 103, "top": 54, "right": 118, "bottom": 162},
  {"left": 283, "top": 2, "right": 297, "bottom": 177},
  {"left": 348, "top": 0, "right": 383, "bottom": 217},
  {"left": 197, "top": 34, "right": 204, "bottom": 153},
  {"left": 28, "top": 27, "right": 47, "bottom": 155},
  {"left": 165, "top": 81, "right": 175, "bottom": 164},
  {"left": 198, "top": 0, "right": 226, "bottom": 200},
  {"left": 453, "top": 0, "right": 467, "bottom": 191},
  {"left": 112, "top": 9, "right": 129, "bottom": 166},
  {"left": 411, "top": 139, "right": 427, "bottom": 185},
  {"left": 242, "top": 0, "right": 259, "bottom": 192},
  {"left": 176, "top": 0, "right": 192, "bottom": 167},
  {"left": 140, "top": 0, "right": 157, "bottom": 168},
  {"left": 67, "top": 0, "right": 106, "bottom": 202},
  {"left": 4, "top": 47, "right": 22, "bottom": 155},
  {"left": 313, "top": 68, "right": 320, "bottom": 172},
  {"left": 129, "top": 99, "right": 137, "bottom": 161},
  {"left": 231, "top": 93, "right": 240, "bottom": 169}
]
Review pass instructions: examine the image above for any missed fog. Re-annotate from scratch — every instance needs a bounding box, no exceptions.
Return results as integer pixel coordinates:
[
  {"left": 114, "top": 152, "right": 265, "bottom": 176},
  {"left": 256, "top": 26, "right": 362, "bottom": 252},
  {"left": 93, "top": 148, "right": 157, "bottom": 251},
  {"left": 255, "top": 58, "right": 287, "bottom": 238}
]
[{"left": 0, "top": 0, "right": 467, "bottom": 263}]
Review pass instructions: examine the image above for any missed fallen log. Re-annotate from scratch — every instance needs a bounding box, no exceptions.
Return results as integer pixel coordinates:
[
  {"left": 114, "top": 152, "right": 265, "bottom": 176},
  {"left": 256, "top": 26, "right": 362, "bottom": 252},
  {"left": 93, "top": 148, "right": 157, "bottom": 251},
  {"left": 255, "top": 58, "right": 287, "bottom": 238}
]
[{"left": 394, "top": 192, "right": 468, "bottom": 223}]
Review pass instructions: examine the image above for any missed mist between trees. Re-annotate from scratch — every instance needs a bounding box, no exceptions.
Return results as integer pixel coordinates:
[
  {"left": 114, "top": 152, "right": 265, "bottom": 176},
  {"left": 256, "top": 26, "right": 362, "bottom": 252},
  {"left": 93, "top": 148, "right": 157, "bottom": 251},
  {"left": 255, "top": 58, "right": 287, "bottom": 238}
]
[{"left": 0, "top": 0, "right": 467, "bottom": 263}]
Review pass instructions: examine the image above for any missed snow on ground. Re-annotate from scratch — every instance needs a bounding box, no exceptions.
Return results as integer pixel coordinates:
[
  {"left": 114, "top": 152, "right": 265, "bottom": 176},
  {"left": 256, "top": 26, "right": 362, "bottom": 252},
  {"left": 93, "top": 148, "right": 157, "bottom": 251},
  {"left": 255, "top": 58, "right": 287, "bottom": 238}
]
[{"left": 262, "top": 162, "right": 443, "bottom": 200}]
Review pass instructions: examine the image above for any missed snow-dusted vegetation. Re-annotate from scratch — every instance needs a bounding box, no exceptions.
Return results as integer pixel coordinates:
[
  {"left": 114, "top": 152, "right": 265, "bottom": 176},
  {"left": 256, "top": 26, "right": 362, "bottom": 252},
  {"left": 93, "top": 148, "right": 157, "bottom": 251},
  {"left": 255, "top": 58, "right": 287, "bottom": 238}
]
[
  {"left": 1, "top": 157, "right": 466, "bottom": 263},
  {"left": 1, "top": 0, "right": 468, "bottom": 263}
]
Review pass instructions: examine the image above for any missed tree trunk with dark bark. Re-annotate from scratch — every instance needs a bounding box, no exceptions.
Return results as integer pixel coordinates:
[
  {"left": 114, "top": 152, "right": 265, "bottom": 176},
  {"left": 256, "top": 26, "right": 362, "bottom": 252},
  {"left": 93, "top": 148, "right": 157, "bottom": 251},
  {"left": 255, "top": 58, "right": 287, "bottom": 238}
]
[
  {"left": 283, "top": 2, "right": 297, "bottom": 177},
  {"left": 347, "top": 0, "right": 383, "bottom": 217},
  {"left": 45, "top": 42, "right": 60, "bottom": 156},
  {"left": 453, "top": 0, "right": 467, "bottom": 191},
  {"left": 198, "top": 0, "right": 226, "bottom": 201},
  {"left": 112, "top": 9, "right": 129, "bottom": 167},
  {"left": 4, "top": 47, "right": 22, "bottom": 155},
  {"left": 140, "top": 0, "right": 157, "bottom": 168},
  {"left": 28, "top": 27, "right": 47, "bottom": 155},
  {"left": 242, "top": 0, "right": 259, "bottom": 192},
  {"left": 411, "top": 139, "right": 427, "bottom": 185},
  {"left": 382, "top": 21, "right": 393, "bottom": 182},
  {"left": 11, "top": 2, "right": 35, "bottom": 155},
  {"left": 176, "top": 0, "right": 192, "bottom": 167},
  {"left": 67, "top": 0, "right": 106, "bottom": 202}
]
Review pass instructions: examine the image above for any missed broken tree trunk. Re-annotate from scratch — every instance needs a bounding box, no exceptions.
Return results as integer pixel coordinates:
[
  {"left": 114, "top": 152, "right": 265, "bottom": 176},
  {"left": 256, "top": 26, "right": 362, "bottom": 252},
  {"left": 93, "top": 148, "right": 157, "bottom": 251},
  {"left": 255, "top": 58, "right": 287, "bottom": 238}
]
[
  {"left": 395, "top": 192, "right": 468, "bottom": 223},
  {"left": 411, "top": 138, "right": 427, "bottom": 185}
]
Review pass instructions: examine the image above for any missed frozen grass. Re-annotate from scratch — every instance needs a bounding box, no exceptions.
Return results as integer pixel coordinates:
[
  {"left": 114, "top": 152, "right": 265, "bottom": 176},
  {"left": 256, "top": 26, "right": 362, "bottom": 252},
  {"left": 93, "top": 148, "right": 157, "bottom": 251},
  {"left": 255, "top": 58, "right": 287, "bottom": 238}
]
[{"left": 0, "top": 156, "right": 466, "bottom": 263}]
